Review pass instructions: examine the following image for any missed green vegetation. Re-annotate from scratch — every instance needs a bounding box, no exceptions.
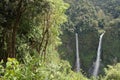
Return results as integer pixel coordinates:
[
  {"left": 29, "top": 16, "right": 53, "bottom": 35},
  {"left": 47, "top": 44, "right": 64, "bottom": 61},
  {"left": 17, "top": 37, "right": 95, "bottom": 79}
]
[
  {"left": 0, "top": 57, "right": 88, "bottom": 80},
  {"left": 0, "top": 0, "right": 120, "bottom": 80},
  {"left": 60, "top": 0, "right": 120, "bottom": 76},
  {"left": 102, "top": 63, "right": 120, "bottom": 80}
]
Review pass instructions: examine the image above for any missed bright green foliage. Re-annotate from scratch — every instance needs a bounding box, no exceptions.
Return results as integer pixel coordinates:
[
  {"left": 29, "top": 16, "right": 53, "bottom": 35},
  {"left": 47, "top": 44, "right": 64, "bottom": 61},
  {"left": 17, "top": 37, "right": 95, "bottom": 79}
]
[
  {"left": 16, "top": 0, "right": 69, "bottom": 61},
  {"left": 101, "top": 63, "right": 120, "bottom": 80},
  {"left": 0, "top": 57, "right": 88, "bottom": 80}
]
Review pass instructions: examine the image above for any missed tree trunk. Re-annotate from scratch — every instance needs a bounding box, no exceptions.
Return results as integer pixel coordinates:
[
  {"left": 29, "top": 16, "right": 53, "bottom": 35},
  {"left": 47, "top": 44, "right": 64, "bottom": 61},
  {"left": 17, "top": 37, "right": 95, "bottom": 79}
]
[
  {"left": 6, "top": 29, "right": 13, "bottom": 58},
  {"left": 11, "top": 22, "right": 18, "bottom": 58},
  {"left": 8, "top": 0, "right": 23, "bottom": 58}
]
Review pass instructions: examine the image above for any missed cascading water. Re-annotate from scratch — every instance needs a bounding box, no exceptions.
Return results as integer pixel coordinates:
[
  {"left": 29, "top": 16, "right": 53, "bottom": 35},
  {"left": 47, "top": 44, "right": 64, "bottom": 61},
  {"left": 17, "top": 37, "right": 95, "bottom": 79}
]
[
  {"left": 93, "top": 32, "right": 105, "bottom": 77},
  {"left": 75, "top": 33, "right": 80, "bottom": 72}
]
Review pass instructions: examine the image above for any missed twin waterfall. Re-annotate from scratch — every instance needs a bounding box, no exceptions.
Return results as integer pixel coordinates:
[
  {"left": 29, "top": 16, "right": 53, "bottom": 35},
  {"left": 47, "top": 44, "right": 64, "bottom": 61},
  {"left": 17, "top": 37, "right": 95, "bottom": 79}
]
[
  {"left": 93, "top": 32, "right": 105, "bottom": 77},
  {"left": 75, "top": 32, "right": 105, "bottom": 76},
  {"left": 75, "top": 33, "right": 80, "bottom": 72}
]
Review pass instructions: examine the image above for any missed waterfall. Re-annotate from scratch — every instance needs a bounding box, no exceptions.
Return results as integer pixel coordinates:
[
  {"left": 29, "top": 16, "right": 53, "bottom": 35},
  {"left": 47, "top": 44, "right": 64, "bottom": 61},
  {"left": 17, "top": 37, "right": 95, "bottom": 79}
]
[
  {"left": 93, "top": 32, "right": 105, "bottom": 77},
  {"left": 75, "top": 33, "right": 80, "bottom": 72}
]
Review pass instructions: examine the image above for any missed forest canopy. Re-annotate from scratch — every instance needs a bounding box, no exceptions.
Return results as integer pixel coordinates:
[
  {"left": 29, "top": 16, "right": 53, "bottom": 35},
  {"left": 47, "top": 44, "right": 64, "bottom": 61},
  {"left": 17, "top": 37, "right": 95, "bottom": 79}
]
[{"left": 0, "top": 0, "right": 120, "bottom": 80}]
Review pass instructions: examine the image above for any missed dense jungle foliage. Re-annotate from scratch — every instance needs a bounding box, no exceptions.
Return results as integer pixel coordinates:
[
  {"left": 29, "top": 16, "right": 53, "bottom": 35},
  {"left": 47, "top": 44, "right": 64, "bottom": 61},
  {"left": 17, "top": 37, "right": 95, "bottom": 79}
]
[{"left": 0, "top": 0, "right": 120, "bottom": 80}]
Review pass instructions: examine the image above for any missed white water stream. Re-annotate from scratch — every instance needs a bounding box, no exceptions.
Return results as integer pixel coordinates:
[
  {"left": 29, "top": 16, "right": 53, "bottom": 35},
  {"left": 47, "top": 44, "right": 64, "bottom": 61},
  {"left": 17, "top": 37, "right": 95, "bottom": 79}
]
[
  {"left": 93, "top": 32, "right": 105, "bottom": 77},
  {"left": 75, "top": 33, "right": 80, "bottom": 72}
]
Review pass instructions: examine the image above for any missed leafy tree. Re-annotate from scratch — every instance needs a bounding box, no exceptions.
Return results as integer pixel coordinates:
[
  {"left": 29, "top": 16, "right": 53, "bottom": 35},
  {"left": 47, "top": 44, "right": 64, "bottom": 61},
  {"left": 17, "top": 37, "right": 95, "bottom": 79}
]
[
  {"left": 101, "top": 63, "right": 120, "bottom": 80},
  {"left": 0, "top": 0, "right": 69, "bottom": 62}
]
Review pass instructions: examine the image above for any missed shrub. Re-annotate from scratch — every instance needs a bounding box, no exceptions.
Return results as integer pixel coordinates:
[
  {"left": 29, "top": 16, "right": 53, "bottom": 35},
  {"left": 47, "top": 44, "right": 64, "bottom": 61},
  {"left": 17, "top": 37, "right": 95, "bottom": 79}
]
[{"left": 102, "top": 63, "right": 120, "bottom": 80}]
